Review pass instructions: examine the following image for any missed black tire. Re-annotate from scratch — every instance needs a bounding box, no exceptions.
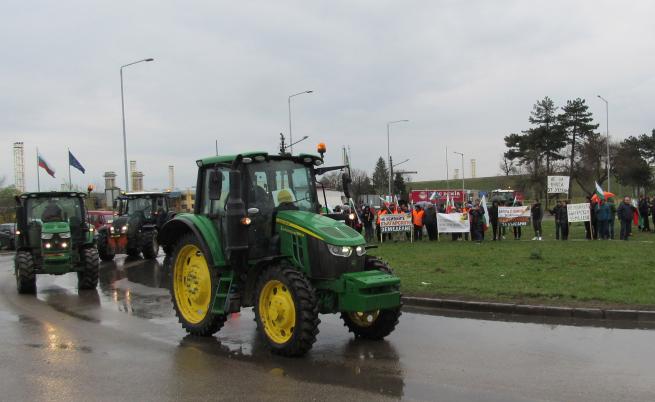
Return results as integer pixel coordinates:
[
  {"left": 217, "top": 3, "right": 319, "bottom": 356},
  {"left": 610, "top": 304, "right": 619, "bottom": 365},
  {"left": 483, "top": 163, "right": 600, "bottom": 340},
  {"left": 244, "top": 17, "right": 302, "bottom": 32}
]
[
  {"left": 141, "top": 230, "right": 159, "bottom": 259},
  {"left": 15, "top": 251, "right": 36, "bottom": 294},
  {"left": 170, "top": 234, "right": 226, "bottom": 336},
  {"left": 126, "top": 247, "right": 140, "bottom": 258},
  {"left": 9, "top": 239, "right": 15, "bottom": 250},
  {"left": 340, "top": 256, "right": 401, "bottom": 340},
  {"left": 97, "top": 231, "right": 115, "bottom": 262},
  {"left": 78, "top": 247, "right": 100, "bottom": 290},
  {"left": 254, "top": 262, "right": 320, "bottom": 357}
]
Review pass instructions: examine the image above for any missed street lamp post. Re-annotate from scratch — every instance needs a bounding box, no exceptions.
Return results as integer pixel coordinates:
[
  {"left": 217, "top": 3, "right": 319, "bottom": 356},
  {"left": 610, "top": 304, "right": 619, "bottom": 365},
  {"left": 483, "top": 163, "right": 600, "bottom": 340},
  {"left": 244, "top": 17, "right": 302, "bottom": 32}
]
[
  {"left": 597, "top": 95, "right": 610, "bottom": 192},
  {"left": 120, "top": 57, "right": 154, "bottom": 192},
  {"left": 288, "top": 90, "right": 313, "bottom": 154},
  {"left": 453, "top": 151, "right": 464, "bottom": 204},
  {"left": 386, "top": 120, "right": 409, "bottom": 195}
]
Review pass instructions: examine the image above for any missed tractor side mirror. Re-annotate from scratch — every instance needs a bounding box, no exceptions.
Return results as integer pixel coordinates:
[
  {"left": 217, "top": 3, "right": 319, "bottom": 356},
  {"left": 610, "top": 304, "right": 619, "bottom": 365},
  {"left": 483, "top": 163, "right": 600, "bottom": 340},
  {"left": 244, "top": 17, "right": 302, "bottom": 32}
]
[
  {"left": 342, "top": 173, "right": 352, "bottom": 199},
  {"left": 208, "top": 169, "right": 223, "bottom": 200}
]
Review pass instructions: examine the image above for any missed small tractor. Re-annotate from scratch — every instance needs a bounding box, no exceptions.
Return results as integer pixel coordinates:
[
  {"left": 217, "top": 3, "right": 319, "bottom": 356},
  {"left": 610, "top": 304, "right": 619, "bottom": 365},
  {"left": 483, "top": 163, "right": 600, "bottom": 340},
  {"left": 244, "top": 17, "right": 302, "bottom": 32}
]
[
  {"left": 159, "top": 143, "right": 401, "bottom": 357},
  {"left": 13, "top": 192, "right": 99, "bottom": 293},
  {"left": 97, "top": 192, "right": 174, "bottom": 261}
]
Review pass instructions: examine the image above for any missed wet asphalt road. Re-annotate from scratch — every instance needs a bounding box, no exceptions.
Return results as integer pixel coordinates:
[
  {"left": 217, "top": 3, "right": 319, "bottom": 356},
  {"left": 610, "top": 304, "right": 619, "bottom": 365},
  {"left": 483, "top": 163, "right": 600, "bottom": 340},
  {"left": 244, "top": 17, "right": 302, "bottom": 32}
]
[{"left": 0, "top": 253, "right": 654, "bottom": 402}]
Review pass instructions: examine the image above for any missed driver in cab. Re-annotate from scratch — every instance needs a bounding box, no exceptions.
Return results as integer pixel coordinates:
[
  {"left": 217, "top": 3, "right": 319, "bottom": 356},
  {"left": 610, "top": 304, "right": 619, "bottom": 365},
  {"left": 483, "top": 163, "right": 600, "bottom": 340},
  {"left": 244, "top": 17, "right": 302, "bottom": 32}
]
[
  {"left": 42, "top": 199, "right": 63, "bottom": 223},
  {"left": 276, "top": 189, "right": 298, "bottom": 211}
]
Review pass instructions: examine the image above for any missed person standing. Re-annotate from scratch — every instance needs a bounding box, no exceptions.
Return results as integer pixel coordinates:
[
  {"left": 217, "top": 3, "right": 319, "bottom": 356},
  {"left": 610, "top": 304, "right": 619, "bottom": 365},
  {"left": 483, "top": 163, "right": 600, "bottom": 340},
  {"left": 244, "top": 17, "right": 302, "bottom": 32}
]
[
  {"left": 550, "top": 200, "right": 562, "bottom": 240},
  {"left": 617, "top": 196, "right": 635, "bottom": 240},
  {"left": 595, "top": 199, "right": 611, "bottom": 240},
  {"left": 607, "top": 197, "right": 616, "bottom": 240},
  {"left": 513, "top": 201, "right": 522, "bottom": 240},
  {"left": 558, "top": 200, "right": 570, "bottom": 240},
  {"left": 584, "top": 196, "right": 593, "bottom": 240},
  {"left": 424, "top": 204, "right": 438, "bottom": 241},
  {"left": 361, "top": 205, "right": 375, "bottom": 243},
  {"left": 490, "top": 200, "right": 500, "bottom": 241},
  {"left": 639, "top": 195, "right": 651, "bottom": 232},
  {"left": 470, "top": 199, "right": 485, "bottom": 243},
  {"left": 651, "top": 196, "right": 655, "bottom": 233},
  {"left": 412, "top": 204, "right": 425, "bottom": 241},
  {"left": 531, "top": 199, "right": 543, "bottom": 240}
]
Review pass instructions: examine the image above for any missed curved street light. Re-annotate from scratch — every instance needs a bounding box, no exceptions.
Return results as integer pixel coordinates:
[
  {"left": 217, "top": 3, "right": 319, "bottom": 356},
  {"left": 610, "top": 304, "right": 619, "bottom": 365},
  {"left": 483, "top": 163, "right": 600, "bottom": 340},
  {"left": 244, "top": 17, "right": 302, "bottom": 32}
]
[
  {"left": 387, "top": 120, "right": 409, "bottom": 195},
  {"left": 288, "top": 90, "right": 313, "bottom": 153}
]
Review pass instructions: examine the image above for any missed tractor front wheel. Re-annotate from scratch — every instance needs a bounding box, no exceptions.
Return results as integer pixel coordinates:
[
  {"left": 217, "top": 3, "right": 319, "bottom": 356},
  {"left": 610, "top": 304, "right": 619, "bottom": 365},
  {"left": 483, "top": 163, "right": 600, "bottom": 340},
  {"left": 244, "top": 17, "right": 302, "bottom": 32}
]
[
  {"left": 141, "top": 230, "right": 159, "bottom": 259},
  {"left": 340, "top": 257, "right": 401, "bottom": 340},
  {"left": 170, "top": 234, "right": 226, "bottom": 336},
  {"left": 78, "top": 248, "right": 100, "bottom": 289},
  {"left": 254, "top": 263, "right": 319, "bottom": 357},
  {"left": 97, "top": 231, "right": 115, "bottom": 262},
  {"left": 15, "top": 251, "right": 36, "bottom": 294}
]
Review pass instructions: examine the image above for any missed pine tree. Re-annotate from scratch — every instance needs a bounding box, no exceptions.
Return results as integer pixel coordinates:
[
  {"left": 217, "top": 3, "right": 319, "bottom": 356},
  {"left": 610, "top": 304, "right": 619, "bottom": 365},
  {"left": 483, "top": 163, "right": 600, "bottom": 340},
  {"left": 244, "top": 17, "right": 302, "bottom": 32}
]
[
  {"left": 372, "top": 157, "right": 389, "bottom": 195},
  {"left": 557, "top": 98, "right": 599, "bottom": 194},
  {"left": 393, "top": 172, "right": 406, "bottom": 197},
  {"left": 529, "top": 96, "right": 567, "bottom": 176}
]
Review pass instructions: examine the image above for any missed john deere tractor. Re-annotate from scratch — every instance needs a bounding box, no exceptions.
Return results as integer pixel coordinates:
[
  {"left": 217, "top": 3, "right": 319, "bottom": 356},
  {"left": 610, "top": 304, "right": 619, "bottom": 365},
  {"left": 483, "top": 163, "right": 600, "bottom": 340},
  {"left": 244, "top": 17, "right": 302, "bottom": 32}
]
[
  {"left": 159, "top": 145, "right": 401, "bottom": 357},
  {"left": 13, "top": 192, "right": 99, "bottom": 293},
  {"left": 97, "top": 192, "right": 174, "bottom": 261}
]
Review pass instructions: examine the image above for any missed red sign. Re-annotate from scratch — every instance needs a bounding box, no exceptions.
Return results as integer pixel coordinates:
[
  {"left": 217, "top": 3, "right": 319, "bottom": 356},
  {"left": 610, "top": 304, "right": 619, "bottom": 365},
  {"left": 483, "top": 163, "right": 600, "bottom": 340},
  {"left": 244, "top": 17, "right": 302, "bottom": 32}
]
[{"left": 410, "top": 190, "right": 465, "bottom": 204}]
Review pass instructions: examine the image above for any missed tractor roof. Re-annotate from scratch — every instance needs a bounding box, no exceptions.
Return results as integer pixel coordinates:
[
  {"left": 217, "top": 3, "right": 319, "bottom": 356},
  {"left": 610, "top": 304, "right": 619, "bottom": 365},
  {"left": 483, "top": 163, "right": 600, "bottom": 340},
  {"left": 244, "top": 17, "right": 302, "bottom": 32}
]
[
  {"left": 120, "top": 191, "right": 170, "bottom": 198},
  {"left": 198, "top": 151, "right": 322, "bottom": 167},
  {"left": 19, "top": 191, "right": 86, "bottom": 199}
]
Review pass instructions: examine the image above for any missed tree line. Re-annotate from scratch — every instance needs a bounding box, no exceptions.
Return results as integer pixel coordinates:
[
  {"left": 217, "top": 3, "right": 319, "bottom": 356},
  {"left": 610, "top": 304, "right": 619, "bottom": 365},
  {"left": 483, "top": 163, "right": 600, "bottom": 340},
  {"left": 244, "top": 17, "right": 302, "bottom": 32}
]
[
  {"left": 320, "top": 157, "right": 407, "bottom": 202},
  {"left": 503, "top": 96, "right": 654, "bottom": 199}
]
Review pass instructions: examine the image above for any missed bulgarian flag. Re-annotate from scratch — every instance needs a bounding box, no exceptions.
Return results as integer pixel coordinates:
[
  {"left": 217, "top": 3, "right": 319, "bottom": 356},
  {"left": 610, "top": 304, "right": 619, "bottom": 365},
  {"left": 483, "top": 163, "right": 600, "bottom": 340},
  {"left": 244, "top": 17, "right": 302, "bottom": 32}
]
[
  {"left": 38, "top": 152, "right": 56, "bottom": 178},
  {"left": 594, "top": 182, "right": 605, "bottom": 201}
]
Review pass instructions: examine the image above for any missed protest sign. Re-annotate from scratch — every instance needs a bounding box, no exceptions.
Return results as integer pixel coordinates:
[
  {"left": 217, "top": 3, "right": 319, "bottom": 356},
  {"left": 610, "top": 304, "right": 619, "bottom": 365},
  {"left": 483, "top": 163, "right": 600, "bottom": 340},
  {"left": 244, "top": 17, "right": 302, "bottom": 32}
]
[
  {"left": 567, "top": 203, "right": 590, "bottom": 222},
  {"left": 547, "top": 176, "right": 570, "bottom": 194},
  {"left": 498, "top": 206, "right": 530, "bottom": 226},
  {"left": 379, "top": 214, "right": 413, "bottom": 233},
  {"left": 437, "top": 213, "right": 470, "bottom": 233}
]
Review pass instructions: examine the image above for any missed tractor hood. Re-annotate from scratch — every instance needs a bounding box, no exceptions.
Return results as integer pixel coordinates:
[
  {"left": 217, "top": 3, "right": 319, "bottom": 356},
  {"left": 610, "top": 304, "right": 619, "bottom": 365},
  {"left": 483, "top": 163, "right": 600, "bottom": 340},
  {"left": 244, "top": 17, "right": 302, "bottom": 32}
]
[
  {"left": 275, "top": 210, "right": 364, "bottom": 247},
  {"left": 42, "top": 221, "right": 70, "bottom": 234}
]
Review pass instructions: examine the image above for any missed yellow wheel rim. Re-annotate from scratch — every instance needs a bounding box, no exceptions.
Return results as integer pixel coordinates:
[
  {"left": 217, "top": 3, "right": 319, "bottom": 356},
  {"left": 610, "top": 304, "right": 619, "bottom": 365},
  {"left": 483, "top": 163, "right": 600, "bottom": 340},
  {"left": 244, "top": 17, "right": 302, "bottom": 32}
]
[
  {"left": 258, "top": 280, "right": 296, "bottom": 344},
  {"left": 348, "top": 311, "right": 380, "bottom": 327},
  {"left": 173, "top": 245, "right": 212, "bottom": 324}
]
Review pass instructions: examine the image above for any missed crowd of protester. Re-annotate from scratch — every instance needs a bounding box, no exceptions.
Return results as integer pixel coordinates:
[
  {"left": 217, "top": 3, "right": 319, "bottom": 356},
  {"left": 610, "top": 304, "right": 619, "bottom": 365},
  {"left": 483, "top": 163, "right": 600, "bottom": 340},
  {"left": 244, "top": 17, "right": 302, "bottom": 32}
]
[{"left": 335, "top": 195, "right": 653, "bottom": 243}]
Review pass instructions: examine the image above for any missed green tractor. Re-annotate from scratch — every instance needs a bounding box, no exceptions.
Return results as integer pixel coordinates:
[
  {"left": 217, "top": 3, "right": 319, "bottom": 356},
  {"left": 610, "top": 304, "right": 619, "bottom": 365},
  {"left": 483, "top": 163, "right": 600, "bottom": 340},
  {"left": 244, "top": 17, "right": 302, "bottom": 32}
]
[
  {"left": 159, "top": 145, "right": 401, "bottom": 357},
  {"left": 13, "top": 192, "right": 99, "bottom": 294}
]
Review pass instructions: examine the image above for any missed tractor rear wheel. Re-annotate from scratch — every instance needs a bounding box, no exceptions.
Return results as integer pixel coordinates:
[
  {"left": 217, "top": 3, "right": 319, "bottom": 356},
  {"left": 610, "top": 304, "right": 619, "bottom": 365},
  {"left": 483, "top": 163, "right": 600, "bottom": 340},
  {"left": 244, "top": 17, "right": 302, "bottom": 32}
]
[
  {"left": 78, "top": 248, "right": 99, "bottom": 289},
  {"left": 15, "top": 251, "right": 36, "bottom": 294},
  {"left": 97, "top": 232, "right": 115, "bottom": 262},
  {"left": 170, "top": 234, "right": 226, "bottom": 336},
  {"left": 340, "top": 257, "right": 401, "bottom": 340},
  {"left": 254, "top": 262, "right": 319, "bottom": 357},
  {"left": 141, "top": 230, "right": 159, "bottom": 259}
]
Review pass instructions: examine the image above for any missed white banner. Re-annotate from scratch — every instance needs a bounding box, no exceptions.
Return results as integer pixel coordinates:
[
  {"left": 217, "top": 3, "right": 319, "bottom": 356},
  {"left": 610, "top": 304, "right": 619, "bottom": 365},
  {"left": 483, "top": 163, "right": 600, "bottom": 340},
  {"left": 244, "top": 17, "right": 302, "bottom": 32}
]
[
  {"left": 567, "top": 203, "right": 590, "bottom": 222},
  {"left": 380, "top": 214, "right": 413, "bottom": 233},
  {"left": 498, "top": 206, "right": 530, "bottom": 226},
  {"left": 547, "top": 176, "right": 570, "bottom": 194},
  {"left": 437, "top": 213, "right": 470, "bottom": 233}
]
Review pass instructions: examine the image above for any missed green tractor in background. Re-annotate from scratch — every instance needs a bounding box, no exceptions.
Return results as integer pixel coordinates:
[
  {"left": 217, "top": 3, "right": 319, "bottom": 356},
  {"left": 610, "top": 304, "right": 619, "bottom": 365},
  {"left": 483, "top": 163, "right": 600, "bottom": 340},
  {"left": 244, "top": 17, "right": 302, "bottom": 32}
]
[
  {"left": 159, "top": 143, "right": 401, "bottom": 357},
  {"left": 14, "top": 192, "right": 99, "bottom": 294}
]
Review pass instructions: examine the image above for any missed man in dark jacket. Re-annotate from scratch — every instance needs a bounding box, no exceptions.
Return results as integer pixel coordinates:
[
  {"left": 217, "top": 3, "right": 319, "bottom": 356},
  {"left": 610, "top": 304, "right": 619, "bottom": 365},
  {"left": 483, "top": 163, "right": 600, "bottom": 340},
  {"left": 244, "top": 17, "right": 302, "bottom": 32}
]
[
  {"left": 423, "top": 204, "right": 438, "bottom": 241},
  {"left": 550, "top": 200, "right": 562, "bottom": 240},
  {"left": 617, "top": 196, "right": 635, "bottom": 240},
  {"left": 531, "top": 199, "right": 543, "bottom": 240},
  {"left": 490, "top": 201, "right": 500, "bottom": 241},
  {"left": 584, "top": 196, "right": 594, "bottom": 239},
  {"left": 595, "top": 199, "right": 611, "bottom": 240},
  {"left": 470, "top": 199, "right": 485, "bottom": 242},
  {"left": 638, "top": 195, "right": 650, "bottom": 232},
  {"left": 361, "top": 205, "right": 375, "bottom": 242},
  {"left": 557, "top": 200, "right": 569, "bottom": 240}
]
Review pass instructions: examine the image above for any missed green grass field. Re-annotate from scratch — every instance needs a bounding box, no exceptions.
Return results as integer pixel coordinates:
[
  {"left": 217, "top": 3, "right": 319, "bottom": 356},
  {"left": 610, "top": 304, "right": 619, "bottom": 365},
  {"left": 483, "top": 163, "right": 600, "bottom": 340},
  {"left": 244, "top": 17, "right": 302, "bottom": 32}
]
[{"left": 373, "top": 219, "right": 655, "bottom": 309}]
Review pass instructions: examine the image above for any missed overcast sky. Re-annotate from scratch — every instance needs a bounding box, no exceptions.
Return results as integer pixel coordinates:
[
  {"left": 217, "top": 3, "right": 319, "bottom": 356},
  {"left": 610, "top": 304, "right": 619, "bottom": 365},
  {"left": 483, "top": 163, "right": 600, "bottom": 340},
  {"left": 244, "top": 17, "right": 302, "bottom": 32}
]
[{"left": 2, "top": 0, "right": 654, "bottom": 192}]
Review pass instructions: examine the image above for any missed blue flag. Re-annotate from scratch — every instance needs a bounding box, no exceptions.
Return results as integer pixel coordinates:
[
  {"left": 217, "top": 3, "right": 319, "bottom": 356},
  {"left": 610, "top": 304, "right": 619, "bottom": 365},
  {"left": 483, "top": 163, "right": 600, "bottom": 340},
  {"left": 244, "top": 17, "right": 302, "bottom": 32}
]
[{"left": 68, "top": 150, "right": 85, "bottom": 174}]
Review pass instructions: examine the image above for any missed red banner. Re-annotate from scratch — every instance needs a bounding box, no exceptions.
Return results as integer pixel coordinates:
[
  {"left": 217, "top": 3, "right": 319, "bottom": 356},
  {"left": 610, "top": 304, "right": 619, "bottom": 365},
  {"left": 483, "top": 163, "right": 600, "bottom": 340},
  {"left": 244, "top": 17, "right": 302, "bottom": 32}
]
[{"left": 410, "top": 190, "right": 465, "bottom": 204}]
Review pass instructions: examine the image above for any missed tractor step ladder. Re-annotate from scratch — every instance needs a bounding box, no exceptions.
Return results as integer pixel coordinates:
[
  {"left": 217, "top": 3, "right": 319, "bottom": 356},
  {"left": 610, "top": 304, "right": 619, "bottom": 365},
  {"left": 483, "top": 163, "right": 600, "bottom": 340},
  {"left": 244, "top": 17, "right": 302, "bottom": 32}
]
[{"left": 211, "top": 271, "right": 234, "bottom": 315}]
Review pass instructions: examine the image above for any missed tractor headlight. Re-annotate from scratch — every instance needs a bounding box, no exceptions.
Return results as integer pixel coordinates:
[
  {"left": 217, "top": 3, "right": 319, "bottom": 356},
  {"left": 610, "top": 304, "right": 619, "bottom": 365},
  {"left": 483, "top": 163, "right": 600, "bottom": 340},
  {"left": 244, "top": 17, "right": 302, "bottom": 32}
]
[
  {"left": 327, "top": 244, "right": 352, "bottom": 258},
  {"left": 61, "top": 242, "right": 68, "bottom": 248},
  {"left": 348, "top": 213, "right": 355, "bottom": 220},
  {"left": 110, "top": 226, "right": 115, "bottom": 233},
  {"left": 44, "top": 242, "right": 52, "bottom": 249},
  {"left": 59, "top": 233, "right": 71, "bottom": 239},
  {"left": 355, "top": 245, "right": 366, "bottom": 256},
  {"left": 41, "top": 233, "right": 54, "bottom": 240},
  {"left": 120, "top": 225, "right": 128, "bottom": 234}
]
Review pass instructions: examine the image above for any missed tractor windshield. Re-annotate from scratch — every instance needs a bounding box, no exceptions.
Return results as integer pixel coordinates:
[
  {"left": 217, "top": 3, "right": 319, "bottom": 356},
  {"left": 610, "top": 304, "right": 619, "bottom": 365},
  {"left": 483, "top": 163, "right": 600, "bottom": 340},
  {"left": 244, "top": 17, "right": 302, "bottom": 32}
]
[
  {"left": 246, "top": 160, "right": 318, "bottom": 213},
  {"left": 26, "top": 196, "right": 84, "bottom": 224},
  {"left": 126, "top": 197, "right": 155, "bottom": 219}
]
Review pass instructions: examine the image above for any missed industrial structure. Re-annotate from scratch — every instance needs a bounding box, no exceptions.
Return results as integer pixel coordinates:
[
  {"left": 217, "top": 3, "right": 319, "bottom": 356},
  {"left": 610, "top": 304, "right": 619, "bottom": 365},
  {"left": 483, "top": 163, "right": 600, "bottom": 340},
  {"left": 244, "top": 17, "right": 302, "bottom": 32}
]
[
  {"left": 470, "top": 159, "right": 477, "bottom": 179},
  {"left": 168, "top": 165, "right": 175, "bottom": 191},
  {"left": 13, "top": 142, "right": 25, "bottom": 193}
]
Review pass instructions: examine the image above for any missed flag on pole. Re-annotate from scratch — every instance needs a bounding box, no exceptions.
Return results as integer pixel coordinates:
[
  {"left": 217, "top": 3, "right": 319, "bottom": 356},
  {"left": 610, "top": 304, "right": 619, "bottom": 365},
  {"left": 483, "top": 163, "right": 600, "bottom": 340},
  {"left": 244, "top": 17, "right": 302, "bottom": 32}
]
[
  {"left": 37, "top": 152, "right": 56, "bottom": 178},
  {"left": 594, "top": 182, "right": 605, "bottom": 201},
  {"left": 481, "top": 195, "right": 490, "bottom": 231},
  {"left": 429, "top": 191, "right": 437, "bottom": 201},
  {"left": 69, "top": 150, "right": 86, "bottom": 174}
]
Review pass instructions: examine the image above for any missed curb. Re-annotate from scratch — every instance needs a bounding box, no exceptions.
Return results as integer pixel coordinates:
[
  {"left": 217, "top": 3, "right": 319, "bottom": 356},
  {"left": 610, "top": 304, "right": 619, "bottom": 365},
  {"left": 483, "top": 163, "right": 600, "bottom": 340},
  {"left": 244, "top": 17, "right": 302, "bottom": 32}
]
[{"left": 402, "top": 296, "right": 655, "bottom": 323}]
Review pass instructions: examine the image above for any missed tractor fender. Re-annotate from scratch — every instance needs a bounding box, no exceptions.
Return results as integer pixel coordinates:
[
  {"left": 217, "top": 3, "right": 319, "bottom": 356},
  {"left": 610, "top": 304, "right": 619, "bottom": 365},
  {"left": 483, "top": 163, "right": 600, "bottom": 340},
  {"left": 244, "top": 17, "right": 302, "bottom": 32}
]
[
  {"left": 158, "top": 217, "right": 224, "bottom": 269},
  {"left": 242, "top": 255, "right": 293, "bottom": 307}
]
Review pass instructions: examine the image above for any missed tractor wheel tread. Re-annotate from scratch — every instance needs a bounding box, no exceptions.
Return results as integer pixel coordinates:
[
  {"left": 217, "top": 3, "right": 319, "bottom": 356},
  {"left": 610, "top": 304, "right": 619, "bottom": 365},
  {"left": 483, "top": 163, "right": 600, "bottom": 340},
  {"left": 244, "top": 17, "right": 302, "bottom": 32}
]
[
  {"left": 170, "top": 234, "right": 226, "bottom": 337},
  {"left": 78, "top": 247, "right": 100, "bottom": 289},
  {"left": 97, "top": 232, "right": 115, "bottom": 261},
  {"left": 254, "top": 262, "right": 320, "bottom": 357},
  {"left": 15, "top": 251, "right": 36, "bottom": 294},
  {"left": 141, "top": 230, "right": 159, "bottom": 259},
  {"left": 340, "top": 256, "right": 402, "bottom": 340}
]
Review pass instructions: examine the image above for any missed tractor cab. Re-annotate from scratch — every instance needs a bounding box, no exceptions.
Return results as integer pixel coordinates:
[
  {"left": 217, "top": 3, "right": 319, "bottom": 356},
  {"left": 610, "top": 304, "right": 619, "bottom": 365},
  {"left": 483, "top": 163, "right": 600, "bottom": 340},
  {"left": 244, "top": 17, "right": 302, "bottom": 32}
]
[{"left": 13, "top": 192, "right": 99, "bottom": 293}]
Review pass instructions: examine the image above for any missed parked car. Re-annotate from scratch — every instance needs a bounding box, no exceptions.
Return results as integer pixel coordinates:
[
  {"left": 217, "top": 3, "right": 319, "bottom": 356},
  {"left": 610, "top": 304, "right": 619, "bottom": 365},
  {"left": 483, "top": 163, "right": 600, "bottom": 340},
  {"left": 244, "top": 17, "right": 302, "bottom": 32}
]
[{"left": 0, "top": 223, "right": 17, "bottom": 250}]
